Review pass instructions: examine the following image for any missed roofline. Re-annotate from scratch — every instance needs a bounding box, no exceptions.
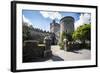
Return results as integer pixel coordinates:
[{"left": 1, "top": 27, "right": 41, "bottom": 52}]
[{"left": 60, "top": 16, "right": 75, "bottom": 22}]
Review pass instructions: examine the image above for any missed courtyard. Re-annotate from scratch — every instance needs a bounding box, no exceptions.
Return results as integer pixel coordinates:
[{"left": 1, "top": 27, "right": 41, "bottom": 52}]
[
  {"left": 46, "top": 45, "right": 91, "bottom": 62},
  {"left": 22, "top": 11, "right": 91, "bottom": 63}
]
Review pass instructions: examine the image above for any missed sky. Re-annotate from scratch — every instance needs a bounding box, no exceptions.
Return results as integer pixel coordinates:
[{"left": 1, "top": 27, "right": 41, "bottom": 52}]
[{"left": 22, "top": 10, "right": 91, "bottom": 31}]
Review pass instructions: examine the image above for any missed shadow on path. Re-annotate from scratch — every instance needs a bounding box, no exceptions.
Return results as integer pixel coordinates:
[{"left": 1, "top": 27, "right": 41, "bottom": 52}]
[
  {"left": 68, "top": 50, "right": 82, "bottom": 54},
  {"left": 67, "top": 45, "right": 90, "bottom": 54},
  {"left": 51, "top": 55, "right": 64, "bottom": 61},
  {"left": 23, "top": 54, "right": 64, "bottom": 63}
]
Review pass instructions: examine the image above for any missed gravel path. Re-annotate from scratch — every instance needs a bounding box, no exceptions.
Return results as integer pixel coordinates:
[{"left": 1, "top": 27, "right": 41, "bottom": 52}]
[{"left": 46, "top": 45, "right": 91, "bottom": 61}]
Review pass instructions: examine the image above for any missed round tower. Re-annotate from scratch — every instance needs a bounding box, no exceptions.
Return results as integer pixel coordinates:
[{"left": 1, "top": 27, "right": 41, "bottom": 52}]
[
  {"left": 60, "top": 16, "right": 75, "bottom": 42},
  {"left": 60, "top": 16, "right": 74, "bottom": 34}
]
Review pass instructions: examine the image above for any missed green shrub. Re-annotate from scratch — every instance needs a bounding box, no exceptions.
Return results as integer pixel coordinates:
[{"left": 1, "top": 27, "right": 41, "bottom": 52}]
[
  {"left": 80, "top": 43, "right": 90, "bottom": 49},
  {"left": 59, "top": 42, "right": 64, "bottom": 50}
]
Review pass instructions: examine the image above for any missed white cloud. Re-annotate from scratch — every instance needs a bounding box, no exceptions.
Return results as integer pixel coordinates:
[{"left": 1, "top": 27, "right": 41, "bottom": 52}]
[
  {"left": 40, "top": 11, "right": 62, "bottom": 20},
  {"left": 23, "top": 15, "right": 33, "bottom": 26},
  {"left": 23, "top": 15, "right": 44, "bottom": 30},
  {"left": 75, "top": 13, "right": 91, "bottom": 30}
]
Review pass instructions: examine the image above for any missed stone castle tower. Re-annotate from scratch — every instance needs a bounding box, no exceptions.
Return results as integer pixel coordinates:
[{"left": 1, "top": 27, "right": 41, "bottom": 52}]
[
  {"left": 50, "top": 16, "right": 75, "bottom": 44},
  {"left": 60, "top": 16, "right": 75, "bottom": 42},
  {"left": 50, "top": 20, "right": 60, "bottom": 33},
  {"left": 50, "top": 20, "right": 60, "bottom": 44},
  {"left": 50, "top": 20, "right": 60, "bottom": 39},
  {"left": 60, "top": 16, "right": 74, "bottom": 34}
]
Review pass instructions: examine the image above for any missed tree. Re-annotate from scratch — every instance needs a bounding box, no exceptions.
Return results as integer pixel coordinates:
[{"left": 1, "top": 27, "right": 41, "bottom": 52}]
[
  {"left": 72, "top": 24, "right": 91, "bottom": 41},
  {"left": 59, "top": 31, "right": 73, "bottom": 49},
  {"left": 23, "top": 22, "right": 32, "bottom": 42}
]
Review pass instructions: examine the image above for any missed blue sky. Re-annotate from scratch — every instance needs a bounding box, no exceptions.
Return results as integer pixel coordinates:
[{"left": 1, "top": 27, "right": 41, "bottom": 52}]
[{"left": 22, "top": 10, "right": 90, "bottom": 31}]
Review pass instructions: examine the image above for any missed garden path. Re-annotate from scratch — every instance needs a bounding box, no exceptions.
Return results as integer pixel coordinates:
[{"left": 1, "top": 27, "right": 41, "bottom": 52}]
[{"left": 46, "top": 45, "right": 91, "bottom": 62}]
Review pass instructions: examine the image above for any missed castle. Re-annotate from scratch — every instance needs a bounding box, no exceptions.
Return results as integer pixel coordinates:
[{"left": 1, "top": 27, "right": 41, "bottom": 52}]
[{"left": 50, "top": 16, "right": 75, "bottom": 44}]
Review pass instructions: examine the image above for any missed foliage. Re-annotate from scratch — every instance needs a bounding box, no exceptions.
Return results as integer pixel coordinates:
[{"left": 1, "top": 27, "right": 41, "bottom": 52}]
[
  {"left": 23, "top": 23, "right": 32, "bottom": 42},
  {"left": 59, "top": 42, "right": 64, "bottom": 50},
  {"left": 61, "top": 31, "right": 67, "bottom": 42},
  {"left": 59, "top": 31, "right": 73, "bottom": 50},
  {"left": 66, "top": 33, "right": 73, "bottom": 41},
  {"left": 72, "top": 24, "right": 91, "bottom": 41},
  {"left": 23, "top": 22, "right": 50, "bottom": 44}
]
